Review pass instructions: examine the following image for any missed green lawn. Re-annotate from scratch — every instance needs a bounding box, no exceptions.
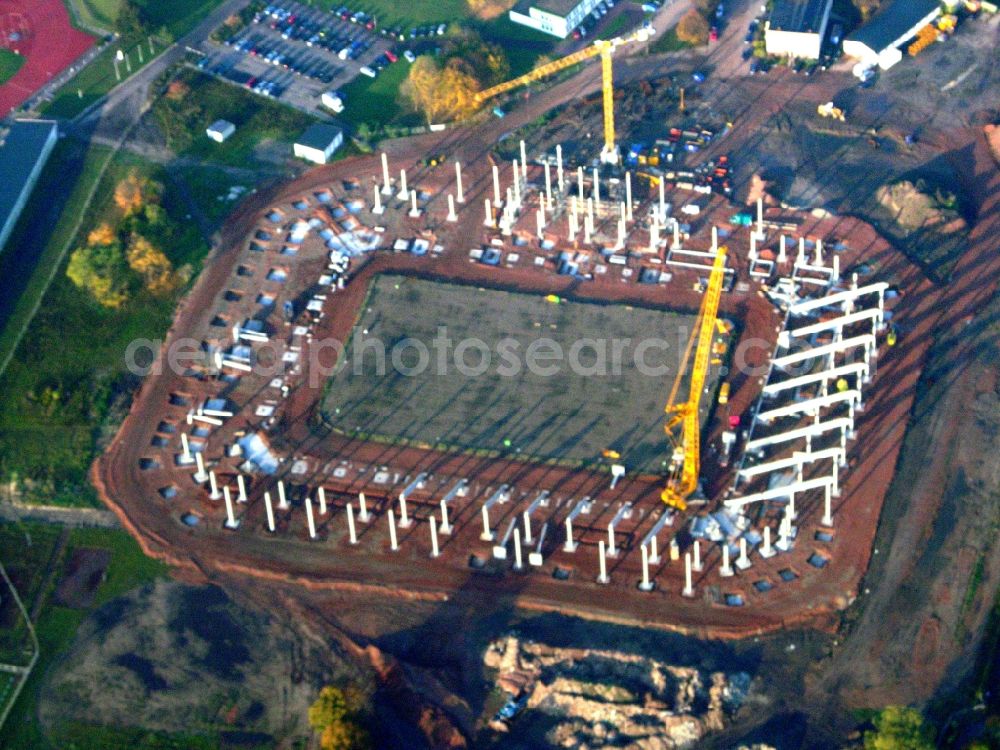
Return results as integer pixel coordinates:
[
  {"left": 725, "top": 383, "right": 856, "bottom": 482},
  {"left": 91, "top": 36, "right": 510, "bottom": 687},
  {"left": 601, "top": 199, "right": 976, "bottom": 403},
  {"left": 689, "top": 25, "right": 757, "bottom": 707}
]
[
  {"left": 0, "top": 49, "right": 24, "bottom": 85},
  {"left": 0, "top": 523, "right": 169, "bottom": 750},
  {"left": 70, "top": 0, "right": 119, "bottom": 30},
  {"left": 650, "top": 24, "right": 694, "bottom": 54},
  {"left": 0, "top": 151, "right": 209, "bottom": 507},
  {"left": 153, "top": 69, "right": 318, "bottom": 167},
  {"left": 43, "top": 38, "right": 156, "bottom": 119},
  {"left": 70, "top": 0, "right": 222, "bottom": 38},
  {"left": 339, "top": 61, "right": 417, "bottom": 131},
  {"left": 299, "top": 0, "right": 471, "bottom": 28},
  {"left": 474, "top": 15, "right": 558, "bottom": 78}
]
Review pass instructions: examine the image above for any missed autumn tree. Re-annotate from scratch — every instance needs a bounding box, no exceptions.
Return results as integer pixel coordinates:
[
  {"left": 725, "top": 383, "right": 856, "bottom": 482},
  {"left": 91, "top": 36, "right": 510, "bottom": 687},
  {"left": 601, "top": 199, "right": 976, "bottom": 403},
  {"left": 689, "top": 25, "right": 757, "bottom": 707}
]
[
  {"left": 863, "top": 707, "right": 936, "bottom": 750},
  {"left": 67, "top": 240, "right": 131, "bottom": 309},
  {"left": 402, "top": 57, "right": 481, "bottom": 124},
  {"left": 309, "top": 686, "right": 371, "bottom": 750},
  {"left": 852, "top": 0, "right": 881, "bottom": 21},
  {"left": 127, "top": 235, "right": 180, "bottom": 296},
  {"left": 466, "top": 0, "right": 516, "bottom": 20},
  {"left": 676, "top": 9, "right": 711, "bottom": 45},
  {"left": 114, "top": 170, "right": 163, "bottom": 216}
]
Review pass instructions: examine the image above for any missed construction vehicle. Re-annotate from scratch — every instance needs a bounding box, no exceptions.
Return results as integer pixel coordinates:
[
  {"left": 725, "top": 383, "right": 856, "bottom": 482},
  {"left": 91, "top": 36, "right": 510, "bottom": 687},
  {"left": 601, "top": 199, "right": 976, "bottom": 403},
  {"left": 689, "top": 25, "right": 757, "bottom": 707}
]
[
  {"left": 907, "top": 23, "right": 939, "bottom": 55},
  {"left": 472, "top": 26, "right": 653, "bottom": 163},
  {"left": 661, "top": 246, "right": 728, "bottom": 511},
  {"left": 817, "top": 101, "right": 846, "bottom": 121}
]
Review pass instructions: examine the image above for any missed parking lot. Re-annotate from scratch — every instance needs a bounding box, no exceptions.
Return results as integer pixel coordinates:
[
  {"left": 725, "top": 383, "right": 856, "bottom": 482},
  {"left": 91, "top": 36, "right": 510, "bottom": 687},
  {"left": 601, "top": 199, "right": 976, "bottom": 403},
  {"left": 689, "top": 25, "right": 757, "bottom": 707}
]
[{"left": 196, "top": 1, "right": 410, "bottom": 119}]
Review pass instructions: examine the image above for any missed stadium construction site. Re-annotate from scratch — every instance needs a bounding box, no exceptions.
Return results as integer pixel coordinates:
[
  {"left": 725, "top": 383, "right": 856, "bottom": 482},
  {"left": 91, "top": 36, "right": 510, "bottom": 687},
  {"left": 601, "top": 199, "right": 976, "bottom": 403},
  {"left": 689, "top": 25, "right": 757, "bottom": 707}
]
[{"left": 93, "top": 126, "right": 936, "bottom": 638}]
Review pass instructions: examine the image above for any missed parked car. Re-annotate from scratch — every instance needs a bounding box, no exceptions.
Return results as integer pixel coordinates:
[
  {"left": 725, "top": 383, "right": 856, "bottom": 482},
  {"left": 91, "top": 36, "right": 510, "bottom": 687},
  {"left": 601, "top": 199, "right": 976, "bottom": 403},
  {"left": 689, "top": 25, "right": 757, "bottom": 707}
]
[
  {"left": 384, "top": 49, "right": 398, "bottom": 62},
  {"left": 359, "top": 65, "right": 376, "bottom": 77},
  {"left": 709, "top": 26, "right": 718, "bottom": 41},
  {"left": 403, "top": 49, "right": 416, "bottom": 62}
]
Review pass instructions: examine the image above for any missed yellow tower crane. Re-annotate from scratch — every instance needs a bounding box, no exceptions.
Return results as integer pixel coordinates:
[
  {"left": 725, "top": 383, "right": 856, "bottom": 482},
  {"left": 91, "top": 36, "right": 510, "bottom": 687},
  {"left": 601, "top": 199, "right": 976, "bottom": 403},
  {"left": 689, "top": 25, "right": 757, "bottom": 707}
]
[
  {"left": 661, "top": 246, "right": 728, "bottom": 511},
  {"left": 472, "top": 27, "right": 653, "bottom": 164}
]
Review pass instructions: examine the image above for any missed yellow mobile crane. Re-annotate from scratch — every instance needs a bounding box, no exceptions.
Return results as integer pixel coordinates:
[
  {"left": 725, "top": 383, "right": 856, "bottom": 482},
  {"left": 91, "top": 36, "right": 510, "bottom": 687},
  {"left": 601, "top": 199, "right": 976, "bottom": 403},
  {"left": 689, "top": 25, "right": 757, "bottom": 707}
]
[
  {"left": 472, "top": 27, "right": 653, "bottom": 164},
  {"left": 661, "top": 246, "right": 728, "bottom": 510}
]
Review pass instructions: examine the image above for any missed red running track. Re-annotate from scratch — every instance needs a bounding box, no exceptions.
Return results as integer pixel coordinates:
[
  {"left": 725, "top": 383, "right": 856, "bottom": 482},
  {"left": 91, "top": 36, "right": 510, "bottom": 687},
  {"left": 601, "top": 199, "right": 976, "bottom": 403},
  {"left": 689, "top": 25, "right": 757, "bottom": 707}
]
[{"left": 0, "top": 0, "right": 95, "bottom": 117}]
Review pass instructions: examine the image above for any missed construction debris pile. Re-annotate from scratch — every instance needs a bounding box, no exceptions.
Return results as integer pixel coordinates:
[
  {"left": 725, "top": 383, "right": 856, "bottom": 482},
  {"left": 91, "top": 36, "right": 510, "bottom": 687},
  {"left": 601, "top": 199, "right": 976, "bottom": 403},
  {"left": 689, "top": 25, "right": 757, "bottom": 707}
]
[{"left": 483, "top": 634, "right": 751, "bottom": 747}]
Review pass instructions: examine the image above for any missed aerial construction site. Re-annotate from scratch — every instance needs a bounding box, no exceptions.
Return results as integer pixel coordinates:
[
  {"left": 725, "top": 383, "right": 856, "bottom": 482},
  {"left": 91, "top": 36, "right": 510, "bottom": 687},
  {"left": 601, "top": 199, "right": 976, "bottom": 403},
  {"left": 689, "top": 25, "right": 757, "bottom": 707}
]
[{"left": 93, "top": 13, "right": 1000, "bottom": 650}]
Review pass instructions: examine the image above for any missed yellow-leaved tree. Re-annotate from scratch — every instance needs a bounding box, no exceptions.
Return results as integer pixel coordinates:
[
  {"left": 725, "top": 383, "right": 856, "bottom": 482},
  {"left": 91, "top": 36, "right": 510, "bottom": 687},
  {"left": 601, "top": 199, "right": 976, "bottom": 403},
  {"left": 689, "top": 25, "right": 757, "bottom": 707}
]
[
  {"left": 66, "top": 241, "right": 131, "bottom": 309},
  {"left": 676, "top": 9, "right": 711, "bottom": 45},
  {"left": 308, "top": 686, "right": 370, "bottom": 750},
  {"left": 126, "top": 235, "right": 181, "bottom": 296},
  {"left": 467, "top": 0, "right": 516, "bottom": 19},
  {"left": 402, "top": 57, "right": 481, "bottom": 125},
  {"left": 114, "top": 170, "right": 163, "bottom": 216}
]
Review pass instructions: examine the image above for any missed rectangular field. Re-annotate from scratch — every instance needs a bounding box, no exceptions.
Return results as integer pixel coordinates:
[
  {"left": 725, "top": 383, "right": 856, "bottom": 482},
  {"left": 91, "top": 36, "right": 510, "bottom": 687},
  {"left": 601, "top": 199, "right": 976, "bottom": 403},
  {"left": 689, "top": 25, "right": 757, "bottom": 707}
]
[{"left": 321, "top": 274, "right": 722, "bottom": 473}]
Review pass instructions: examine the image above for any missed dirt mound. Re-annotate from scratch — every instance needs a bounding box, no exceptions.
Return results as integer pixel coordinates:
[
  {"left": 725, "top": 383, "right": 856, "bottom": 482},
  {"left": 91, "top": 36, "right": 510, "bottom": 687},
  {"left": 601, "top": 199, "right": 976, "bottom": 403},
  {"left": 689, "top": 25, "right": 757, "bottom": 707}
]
[
  {"left": 482, "top": 634, "right": 751, "bottom": 748},
  {"left": 875, "top": 179, "right": 966, "bottom": 234},
  {"left": 986, "top": 123, "right": 1000, "bottom": 166},
  {"left": 39, "top": 581, "right": 367, "bottom": 743}
]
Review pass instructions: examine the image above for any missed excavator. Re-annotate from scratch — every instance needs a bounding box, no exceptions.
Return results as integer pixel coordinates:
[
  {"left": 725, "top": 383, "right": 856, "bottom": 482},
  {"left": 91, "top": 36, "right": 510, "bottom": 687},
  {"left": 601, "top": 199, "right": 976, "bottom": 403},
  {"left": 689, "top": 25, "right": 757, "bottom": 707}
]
[
  {"left": 661, "top": 246, "right": 728, "bottom": 510},
  {"left": 472, "top": 26, "right": 653, "bottom": 164}
]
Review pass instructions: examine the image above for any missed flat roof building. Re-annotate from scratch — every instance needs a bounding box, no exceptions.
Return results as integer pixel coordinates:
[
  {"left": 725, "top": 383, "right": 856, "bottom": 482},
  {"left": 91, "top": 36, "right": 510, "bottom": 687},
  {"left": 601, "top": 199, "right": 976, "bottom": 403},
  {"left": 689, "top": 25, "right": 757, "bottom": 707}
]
[
  {"left": 206, "top": 119, "right": 236, "bottom": 143},
  {"left": 843, "top": 0, "right": 941, "bottom": 69},
  {"left": 764, "top": 0, "right": 834, "bottom": 59},
  {"left": 0, "top": 119, "right": 58, "bottom": 253},
  {"left": 293, "top": 123, "right": 344, "bottom": 165},
  {"left": 509, "top": 0, "right": 602, "bottom": 39}
]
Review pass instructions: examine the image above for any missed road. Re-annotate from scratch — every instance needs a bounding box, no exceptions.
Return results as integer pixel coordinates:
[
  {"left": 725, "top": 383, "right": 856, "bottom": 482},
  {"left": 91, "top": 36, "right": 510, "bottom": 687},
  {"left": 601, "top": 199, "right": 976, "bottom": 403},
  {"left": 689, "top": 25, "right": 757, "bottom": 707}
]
[{"left": 0, "top": 501, "right": 120, "bottom": 529}]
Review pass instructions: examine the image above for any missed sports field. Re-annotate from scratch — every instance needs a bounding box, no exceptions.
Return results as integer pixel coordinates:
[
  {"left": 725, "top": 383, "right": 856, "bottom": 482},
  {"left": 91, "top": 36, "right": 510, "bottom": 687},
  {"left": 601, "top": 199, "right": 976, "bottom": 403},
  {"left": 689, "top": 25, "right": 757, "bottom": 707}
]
[{"left": 321, "top": 274, "right": 722, "bottom": 473}]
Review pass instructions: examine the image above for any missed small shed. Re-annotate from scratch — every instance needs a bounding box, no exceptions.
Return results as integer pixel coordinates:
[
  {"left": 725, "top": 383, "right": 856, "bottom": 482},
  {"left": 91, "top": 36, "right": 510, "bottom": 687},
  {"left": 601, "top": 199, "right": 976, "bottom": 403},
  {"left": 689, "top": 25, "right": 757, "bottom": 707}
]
[
  {"left": 293, "top": 123, "right": 344, "bottom": 165},
  {"left": 206, "top": 119, "right": 236, "bottom": 143}
]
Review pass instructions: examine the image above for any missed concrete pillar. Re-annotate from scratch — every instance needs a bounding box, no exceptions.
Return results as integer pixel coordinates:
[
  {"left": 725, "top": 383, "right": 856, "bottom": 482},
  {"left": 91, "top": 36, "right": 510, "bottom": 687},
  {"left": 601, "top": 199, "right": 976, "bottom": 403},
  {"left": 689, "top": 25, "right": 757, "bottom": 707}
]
[
  {"left": 440, "top": 498, "right": 452, "bottom": 534},
  {"left": 264, "top": 491, "right": 275, "bottom": 533},
  {"left": 512, "top": 160, "right": 521, "bottom": 207},
  {"left": 523, "top": 510, "right": 533, "bottom": 545},
  {"left": 520, "top": 139, "right": 528, "bottom": 182},
  {"left": 398, "top": 168, "right": 408, "bottom": 201},
  {"left": 372, "top": 184, "right": 383, "bottom": 214},
  {"left": 381, "top": 152, "right": 391, "bottom": 195},
  {"left": 305, "top": 495, "right": 317, "bottom": 540},
  {"left": 455, "top": 161, "right": 464, "bottom": 203},
  {"left": 194, "top": 451, "right": 207, "bottom": 483},
  {"left": 563, "top": 515, "right": 577, "bottom": 552},
  {"left": 815, "top": 237, "right": 824, "bottom": 266},
  {"left": 409, "top": 190, "right": 420, "bottom": 217},
  {"left": 485, "top": 198, "right": 494, "bottom": 227},
  {"left": 760, "top": 526, "right": 776, "bottom": 558},
  {"left": 822, "top": 482, "right": 833, "bottom": 527},
  {"left": 544, "top": 161, "right": 552, "bottom": 204},
  {"left": 317, "top": 486, "right": 327, "bottom": 515},
  {"left": 577, "top": 166, "right": 584, "bottom": 202},
  {"left": 607, "top": 522, "right": 617, "bottom": 558},
  {"left": 712, "top": 225, "right": 718, "bottom": 253},
  {"left": 693, "top": 539, "right": 702, "bottom": 571},
  {"left": 597, "top": 540, "right": 609, "bottom": 584},
  {"left": 616, "top": 218, "right": 626, "bottom": 249},
  {"left": 750, "top": 232, "right": 757, "bottom": 261},
  {"left": 209, "top": 470, "right": 221, "bottom": 500},
  {"left": 682, "top": 552, "right": 694, "bottom": 597},
  {"left": 347, "top": 502, "right": 358, "bottom": 544},
  {"left": 447, "top": 194, "right": 457, "bottom": 222},
  {"left": 237, "top": 474, "right": 247, "bottom": 504},
  {"left": 569, "top": 210, "right": 578, "bottom": 241},
  {"left": 398, "top": 493, "right": 411, "bottom": 528},
  {"left": 492, "top": 165, "right": 501, "bottom": 205},
  {"left": 658, "top": 180, "right": 666, "bottom": 222},
  {"left": 584, "top": 213, "right": 592, "bottom": 244},
  {"left": 650, "top": 217, "right": 659, "bottom": 252},
  {"left": 358, "top": 492, "right": 370, "bottom": 522},
  {"left": 720, "top": 542, "right": 734, "bottom": 577},
  {"left": 430, "top": 514, "right": 440, "bottom": 558},
  {"left": 672, "top": 219, "right": 681, "bottom": 250},
  {"left": 513, "top": 527, "right": 523, "bottom": 570},
  {"left": 619, "top": 200, "right": 626, "bottom": 223},
  {"left": 778, "top": 234, "right": 787, "bottom": 264},
  {"left": 797, "top": 237, "right": 806, "bottom": 266},
  {"left": 832, "top": 255, "right": 840, "bottom": 282},
  {"left": 278, "top": 480, "right": 288, "bottom": 510},
  {"left": 388, "top": 508, "right": 399, "bottom": 551},
  {"left": 736, "top": 537, "right": 751, "bottom": 569},
  {"left": 224, "top": 486, "right": 239, "bottom": 529},
  {"left": 639, "top": 544, "right": 653, "bottom": 591},
  {"left": 592, "top": 167, "right": 600, "bottom": 206},
  {"left": 480, "top": 504, "right": 494, "bottom": 541},
  {"left": 181, "top": 433, "right": 192, "bottom": 463},
  {"left": 832, "top": 460, "right": 841, "bottom": 497},
  {"left": 556, "top": 144, "right": 564, "bottom": 191},
  {"left": 649, "top": 534, "right": 660, "bottom": 564},
  {"left": 625, "top": 172, "right": 633, "bottom": 221},
  {"left": 756, "top": 196, "right": 765, "bottom": 240}
]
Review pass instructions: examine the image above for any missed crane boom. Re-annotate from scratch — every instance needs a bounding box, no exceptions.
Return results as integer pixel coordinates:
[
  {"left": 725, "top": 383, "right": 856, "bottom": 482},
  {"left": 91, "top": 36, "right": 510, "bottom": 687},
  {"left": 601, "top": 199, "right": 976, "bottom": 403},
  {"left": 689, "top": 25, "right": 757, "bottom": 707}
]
[
  {"left": 661, "top": 247, "right": 728, "bottom": 510},
  {"left": 472, "top": 28, "right": 651, "bottom": 163}
]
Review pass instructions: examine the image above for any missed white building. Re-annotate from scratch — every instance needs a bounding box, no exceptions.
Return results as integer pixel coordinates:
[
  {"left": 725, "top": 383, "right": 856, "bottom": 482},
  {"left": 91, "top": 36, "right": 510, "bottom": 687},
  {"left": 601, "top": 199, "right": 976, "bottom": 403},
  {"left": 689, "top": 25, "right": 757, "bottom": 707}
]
[
  {"left": 0, "top": 119, "right": 58, "bottom": 253},
  {"left": 842, "top": 0, "right": 941, "bottom": 70},
  {"left": 293, "top": 123, "right": 344, "bottom": 165},
  {"left": 509, "top": 0, "right": 601, "bottom": 39},
  {"left": 206, "top": 120, "right": 236, "bottom": 143},
  {"left": 764, "top": 0, "right": 833, "bottom": 59}
]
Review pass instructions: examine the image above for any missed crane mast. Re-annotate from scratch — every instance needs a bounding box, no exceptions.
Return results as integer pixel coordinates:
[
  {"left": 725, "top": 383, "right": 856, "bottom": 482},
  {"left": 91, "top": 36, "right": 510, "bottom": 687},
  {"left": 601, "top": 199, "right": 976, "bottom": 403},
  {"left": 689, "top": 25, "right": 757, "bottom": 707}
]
[
  {"left": 661, "top": 247, "right": 728, "bottom": 510},
  {"left": 472, "top": 28, "right": 651, "bottom": 164}
]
